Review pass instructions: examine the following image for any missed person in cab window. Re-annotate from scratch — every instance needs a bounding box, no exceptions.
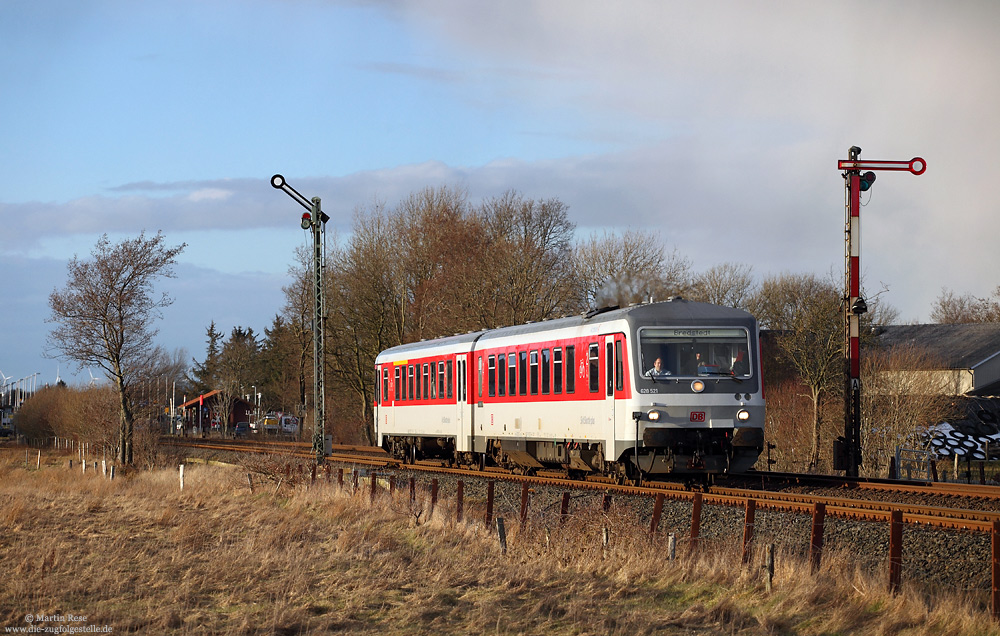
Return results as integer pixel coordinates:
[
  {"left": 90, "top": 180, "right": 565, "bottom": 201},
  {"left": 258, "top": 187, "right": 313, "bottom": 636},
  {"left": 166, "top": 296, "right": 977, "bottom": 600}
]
[
  {"left": 646, "top": 357, "right": 670, "bottom": 377},
  {"left": 696, "top": 352, "right": 715, "bottom": 373},
  {"left": 732, "top": 350, "right": 749, "bottom": 376}
]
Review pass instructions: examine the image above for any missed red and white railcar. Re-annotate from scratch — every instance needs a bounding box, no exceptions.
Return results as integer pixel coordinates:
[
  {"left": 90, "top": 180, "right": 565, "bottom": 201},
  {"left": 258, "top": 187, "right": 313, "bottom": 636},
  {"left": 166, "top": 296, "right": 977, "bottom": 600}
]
[{"left": 374, "top": 298, "right": 765, "bottom": 480}]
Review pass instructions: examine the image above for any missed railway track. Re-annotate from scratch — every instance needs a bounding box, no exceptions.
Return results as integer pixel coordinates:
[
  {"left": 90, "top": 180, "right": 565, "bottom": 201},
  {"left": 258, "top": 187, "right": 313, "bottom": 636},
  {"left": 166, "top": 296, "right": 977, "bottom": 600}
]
[{"left": 160, "top": 435, "right": 1000, "bottom": 532}]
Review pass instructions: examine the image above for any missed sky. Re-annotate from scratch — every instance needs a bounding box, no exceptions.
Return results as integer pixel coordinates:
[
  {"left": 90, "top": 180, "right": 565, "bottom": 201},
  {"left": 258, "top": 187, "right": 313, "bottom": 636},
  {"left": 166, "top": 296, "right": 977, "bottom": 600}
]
[{"left": 2, "top": 0, "right": 999, "bottom": 388}]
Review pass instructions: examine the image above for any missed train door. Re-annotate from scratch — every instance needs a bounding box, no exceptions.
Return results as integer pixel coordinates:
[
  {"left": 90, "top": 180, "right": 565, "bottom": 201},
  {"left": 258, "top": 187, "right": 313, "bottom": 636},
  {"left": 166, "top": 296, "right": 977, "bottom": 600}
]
[
  {"left": 604, "top": 336, "right": 616, "bottom": 433},
  {"left": 456, "top": 355, "right": 468, "bottom": 452},
  {"left": 605, "top": 334, "right": 629, "bottom": 447},
  {"left": 374, "top": 364, "right": 383, "bottom": 443}
]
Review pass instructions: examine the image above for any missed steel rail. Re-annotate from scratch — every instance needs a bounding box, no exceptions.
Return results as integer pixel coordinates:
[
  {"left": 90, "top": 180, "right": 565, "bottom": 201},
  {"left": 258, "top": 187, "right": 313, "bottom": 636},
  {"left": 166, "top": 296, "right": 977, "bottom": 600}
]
[{"left": 159, "top": 437, "right": 1000, "bottom": 532}]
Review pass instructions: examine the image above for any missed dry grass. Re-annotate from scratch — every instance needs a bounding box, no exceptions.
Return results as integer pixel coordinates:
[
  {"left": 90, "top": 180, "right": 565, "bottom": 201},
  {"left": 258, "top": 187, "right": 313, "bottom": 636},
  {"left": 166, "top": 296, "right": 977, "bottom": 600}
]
[{"left": 1, "top": 448, "right": 999, "bottom": 635}]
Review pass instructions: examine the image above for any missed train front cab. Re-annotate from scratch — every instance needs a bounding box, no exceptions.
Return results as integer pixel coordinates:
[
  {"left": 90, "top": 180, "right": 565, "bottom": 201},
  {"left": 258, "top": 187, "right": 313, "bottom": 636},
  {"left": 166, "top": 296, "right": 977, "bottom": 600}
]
[{"left": 622, "top": 323, "right": 765, "bottom": 477}]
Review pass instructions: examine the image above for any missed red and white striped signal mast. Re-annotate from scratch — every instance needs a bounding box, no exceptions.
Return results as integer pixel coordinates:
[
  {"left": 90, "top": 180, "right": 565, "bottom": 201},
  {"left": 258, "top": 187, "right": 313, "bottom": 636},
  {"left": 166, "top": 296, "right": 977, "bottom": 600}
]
[{"left": 835, "top": 147, "right": 925, "bottom": 477}]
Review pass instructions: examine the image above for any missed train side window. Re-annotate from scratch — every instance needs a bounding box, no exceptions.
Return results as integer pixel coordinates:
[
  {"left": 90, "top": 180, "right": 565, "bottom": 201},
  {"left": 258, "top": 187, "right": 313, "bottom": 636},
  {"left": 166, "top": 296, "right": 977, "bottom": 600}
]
[
  {"left": 589, "top": 343, "right": 600, "bottom": 393},
  {"left": 447, "top": 360, "right": 453, "bottom": 399},
  {"left": 478, "top": 356, "right": 483, "bottom": 398},
  {"left": 566, "top": 346, "right": 575, "bottom": 393},
  {"left": 426, "top": 363, "right": 434, "bottom": 399},
  {"left": 553, "top": 348, "right": 562, "bottom": 394},
  {"left": 605, "top": 342, "right": 613, "bottom": 396},
  {"left": 488, "top": 355, "right": 496, "bottom": 397},
  {"left": 615, "top": 339, "right": 624, "bottom": 392},
  {"left": 382, "top": 368, "right": 389, "bottom": 404},
  {"left": 519, "top": 351, "right": 528, "bottom": 396},
  {"left": 498, "top": 354, "right": 506, "bottom": 397},
  {"left": 409, "top": 365, "right": 416, "bottom": 400},
  {"left": 375, "top": 368, "right": 380, "bottom": 404},
  {"left": 529, "top": 350, "right": 539, "bottom": 395},
  {"left": 541, "top": 349, "right": 551, "bottom": 395},
  {"left": 437, "top": 361, "right": 444, "bottom": 399},
  {"left": 508, "top": 353, "right": 517, "bottom": 397},
  {"left": 394, "top": 366, "right": 401, "bottom": 401}
]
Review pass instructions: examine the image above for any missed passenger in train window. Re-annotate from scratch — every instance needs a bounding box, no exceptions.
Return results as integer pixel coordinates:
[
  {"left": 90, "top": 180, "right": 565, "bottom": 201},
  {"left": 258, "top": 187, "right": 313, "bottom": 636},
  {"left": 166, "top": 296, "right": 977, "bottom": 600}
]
[{"left": 645, "top": 357, "right": 670, "bottom": 377}]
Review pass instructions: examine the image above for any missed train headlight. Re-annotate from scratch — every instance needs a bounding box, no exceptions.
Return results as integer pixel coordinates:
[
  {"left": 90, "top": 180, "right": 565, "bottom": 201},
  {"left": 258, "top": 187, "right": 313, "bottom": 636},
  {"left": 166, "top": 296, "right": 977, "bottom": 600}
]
[
  {"left": 648, "top": 410, "right": 661, "bottom": 422},
  {"left": 737, "top": 409, "right": 750, "bottom": 422},
  {"left": 691, "top": 380, "right": 705, "bottom": 393}
]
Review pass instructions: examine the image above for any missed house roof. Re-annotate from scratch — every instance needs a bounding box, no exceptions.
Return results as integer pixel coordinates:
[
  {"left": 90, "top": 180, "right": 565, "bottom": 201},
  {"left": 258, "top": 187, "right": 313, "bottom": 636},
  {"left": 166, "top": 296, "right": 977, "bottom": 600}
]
[{"left": 877, "top": 323, "right": 1000, "bottom": 370}]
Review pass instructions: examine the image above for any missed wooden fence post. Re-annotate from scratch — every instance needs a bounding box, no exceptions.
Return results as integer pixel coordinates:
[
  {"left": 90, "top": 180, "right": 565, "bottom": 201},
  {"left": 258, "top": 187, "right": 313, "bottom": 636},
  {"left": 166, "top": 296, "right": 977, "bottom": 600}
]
[
  {"left": 456, "top": 481, "right": 464, "bottom": 524},
  {"left": 519, "top": 483, "right": 530, "bottom": 530},
  {"left": 809, "top": 502, "right": 826, "bottom": 573},
  {"left": 765, "top": 544, "right": 775, "bottom": 593},
  {"left": 179, "top": 464, "right": 185, "bottom": 491},
  {"left": 370, "top": 473, "right": 377, "bottom": 503},
  {"left": 889, "top": 509, "right": 903, "bottom": 595},
  {"left": 430, "top": 479, "right": 439, "bottom": 519},
  {"left": 560, "top": 491, "right": 571, "bottom": 525},
  {"left": 484, "top": 481, "right": 495, "bottom": 527},
  {"left": 649, "top": 493, "right": 664, "bottom": 537},
  {"left": 496, "top": 517, "right": 508, "bottom": 555},
  {"left": 690, "top": 492, "right": 703, "bottom": 555},
  {"left": 992, "top": 520, "right": 1000, "bottom": 621},
  {"left": 742, "top": 498, "right": 756, "bottom": 565}
]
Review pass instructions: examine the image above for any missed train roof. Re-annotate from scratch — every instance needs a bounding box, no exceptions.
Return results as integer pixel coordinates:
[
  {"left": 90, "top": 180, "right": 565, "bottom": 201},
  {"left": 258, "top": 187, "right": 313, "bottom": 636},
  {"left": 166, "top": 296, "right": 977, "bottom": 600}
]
[{"left": 376, "top": 298, "right": 755, "bottom": 362}]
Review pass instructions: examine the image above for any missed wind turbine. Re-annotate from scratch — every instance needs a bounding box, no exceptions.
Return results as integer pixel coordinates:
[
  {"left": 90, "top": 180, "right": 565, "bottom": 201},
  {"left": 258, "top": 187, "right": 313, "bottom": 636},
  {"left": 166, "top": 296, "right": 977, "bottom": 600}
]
[{"left": 0, "top": 370, "right": 9, "bottom": 408}]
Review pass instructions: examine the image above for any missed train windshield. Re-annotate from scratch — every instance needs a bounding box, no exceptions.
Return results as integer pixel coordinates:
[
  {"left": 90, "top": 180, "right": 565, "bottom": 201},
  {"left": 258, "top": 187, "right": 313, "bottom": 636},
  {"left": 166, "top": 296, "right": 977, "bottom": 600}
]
[{"left": 638, "top": 327, "right": 751, "bottom": 379}]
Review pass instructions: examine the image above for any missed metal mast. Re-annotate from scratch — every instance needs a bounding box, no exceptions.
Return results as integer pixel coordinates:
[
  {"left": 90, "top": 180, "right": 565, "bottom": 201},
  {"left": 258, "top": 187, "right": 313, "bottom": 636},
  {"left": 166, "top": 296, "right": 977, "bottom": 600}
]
[{"left": 271, "top": 174, "right": 330, "bottom": 463}]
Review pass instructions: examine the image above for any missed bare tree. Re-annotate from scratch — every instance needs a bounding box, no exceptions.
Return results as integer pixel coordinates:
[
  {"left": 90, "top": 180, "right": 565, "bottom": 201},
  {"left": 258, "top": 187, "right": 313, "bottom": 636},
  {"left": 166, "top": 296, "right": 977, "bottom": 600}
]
[
  {"left": 47, "top": 232, "right": 185, "bottom": 466},
  {"left": 327, "top": 203, "right": 410, "bottom": 443},
  {"left": 750, "top": 273, "right": 842, "bottom": 470},
  {"left": 931, "top": 286, "right": 1000, "bottom": 323},
  {"left": 474, "top": 190, "right": 577, "bottom": 325},
  {"left": 690, "top": 262, "right": 756, "bottom": 310},
  {"left": 573, "top": 230, "right": 692, "bottom": 309},
  {"left": 860, "top": 344, "right": 958, "bottom": 477}
]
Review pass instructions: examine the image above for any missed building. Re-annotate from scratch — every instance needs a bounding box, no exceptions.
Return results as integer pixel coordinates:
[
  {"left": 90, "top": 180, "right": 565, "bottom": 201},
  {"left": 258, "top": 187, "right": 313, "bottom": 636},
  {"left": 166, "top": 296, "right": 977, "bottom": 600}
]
[
  {"left": 876, "top": 323, "right": 1000, "bottom": 460},
  {"left": 876, "top": 323, "right": 1000, "bottom": 396},
  {"left": 177, "top": 390, "right": 256, "bottom": 433}
]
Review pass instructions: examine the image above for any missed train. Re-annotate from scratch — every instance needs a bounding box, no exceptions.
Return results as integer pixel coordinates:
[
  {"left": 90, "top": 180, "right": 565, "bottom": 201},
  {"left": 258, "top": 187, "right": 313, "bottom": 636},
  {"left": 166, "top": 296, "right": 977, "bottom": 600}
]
[{"left": 373, "top": 298, "right": 765, "bottom": 482}]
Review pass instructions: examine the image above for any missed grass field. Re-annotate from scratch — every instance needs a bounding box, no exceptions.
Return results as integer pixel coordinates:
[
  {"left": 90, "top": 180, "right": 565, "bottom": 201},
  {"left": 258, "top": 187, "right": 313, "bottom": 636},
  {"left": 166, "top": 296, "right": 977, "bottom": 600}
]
[{"left": 1, "top": 448, "right": 998, "bottom": 635}]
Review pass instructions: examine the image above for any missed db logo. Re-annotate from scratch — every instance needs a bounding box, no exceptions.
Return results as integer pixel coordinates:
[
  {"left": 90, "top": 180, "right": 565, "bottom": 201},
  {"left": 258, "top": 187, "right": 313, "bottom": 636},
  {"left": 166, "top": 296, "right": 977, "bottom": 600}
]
[{"left": 689, "top": 411, "right": 706, "bottom": 422}]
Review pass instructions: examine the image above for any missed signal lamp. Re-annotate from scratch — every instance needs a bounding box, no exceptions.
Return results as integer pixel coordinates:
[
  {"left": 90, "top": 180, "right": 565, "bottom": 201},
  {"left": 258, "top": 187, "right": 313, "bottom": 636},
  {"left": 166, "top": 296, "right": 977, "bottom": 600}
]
[
  {"left": 859, "top": 171, "right": 877, "bottom": 191},
  {"left": 301, "top": 213, "right": 312, "bottom": 230}
]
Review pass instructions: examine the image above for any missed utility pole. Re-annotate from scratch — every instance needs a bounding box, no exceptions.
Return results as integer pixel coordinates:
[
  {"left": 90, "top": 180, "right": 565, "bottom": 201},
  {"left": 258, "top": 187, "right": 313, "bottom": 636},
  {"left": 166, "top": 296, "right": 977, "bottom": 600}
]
[
  {"left": 271, "top": 174, "right": 329, "bottom": 464},
  {"left": 834, "top": 147, "right": 925, "bottom": 477}
]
